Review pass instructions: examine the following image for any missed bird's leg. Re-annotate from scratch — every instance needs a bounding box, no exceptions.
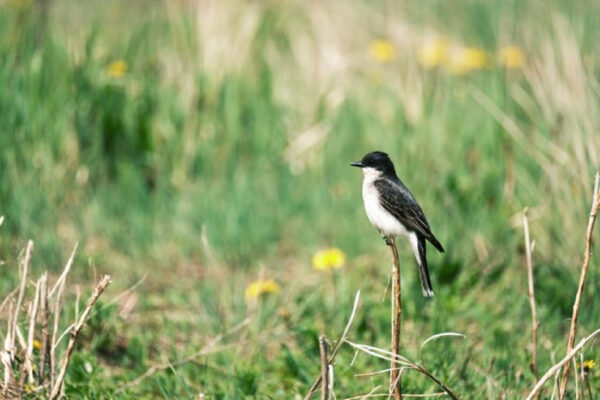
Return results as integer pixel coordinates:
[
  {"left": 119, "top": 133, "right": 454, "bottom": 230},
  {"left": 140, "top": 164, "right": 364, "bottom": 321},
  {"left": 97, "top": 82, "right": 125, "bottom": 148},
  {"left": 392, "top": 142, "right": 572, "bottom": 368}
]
[{"left": 384, "top": 236, "right": 394, "bottom": 247}]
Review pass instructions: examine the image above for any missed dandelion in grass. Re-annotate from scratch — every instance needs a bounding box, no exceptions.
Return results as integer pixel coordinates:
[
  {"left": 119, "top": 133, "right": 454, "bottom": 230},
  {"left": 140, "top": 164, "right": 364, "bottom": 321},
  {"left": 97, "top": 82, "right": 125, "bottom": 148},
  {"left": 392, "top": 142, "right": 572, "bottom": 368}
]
[
  {"left": 245, "top": 279, "right": 280, "bottom": 300},
  {"left": 33, "top": 339, "right": 42, "bottom": 351},
  {"left": 499, "top": 45, "right": 524, "bottom": 69},
  {"left": 583, "top": 359, "right": 596, "bottom": 372},
  {"left": 108, "top": 60, "right": 127, "bottom": 78},
  {"left": 312, "top": 248, "right": 346, "bottom": 271},
  {"left": 369, "top": 40, "right": 396, "bottom": 63},
  {"left": 417, "top": 37, "right": 448, "bottom": 69},
  {"left": 448, "top": 47, "right": 489, "bottom": 75}
]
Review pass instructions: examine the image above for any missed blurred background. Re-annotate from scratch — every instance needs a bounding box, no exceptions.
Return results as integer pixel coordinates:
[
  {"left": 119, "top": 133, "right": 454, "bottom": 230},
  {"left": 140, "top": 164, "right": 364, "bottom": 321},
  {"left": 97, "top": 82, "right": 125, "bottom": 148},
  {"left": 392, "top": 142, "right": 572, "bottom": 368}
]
[{"left": 1, "top": 0, "right": 599, "bottom": 397}]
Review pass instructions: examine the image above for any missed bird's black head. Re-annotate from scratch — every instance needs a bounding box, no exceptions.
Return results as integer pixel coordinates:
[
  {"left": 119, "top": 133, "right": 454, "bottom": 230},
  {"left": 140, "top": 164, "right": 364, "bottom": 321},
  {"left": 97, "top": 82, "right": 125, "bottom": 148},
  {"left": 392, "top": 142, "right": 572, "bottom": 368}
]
[{"left": 350, "top": 151, "right": 397, "bottom": 176}]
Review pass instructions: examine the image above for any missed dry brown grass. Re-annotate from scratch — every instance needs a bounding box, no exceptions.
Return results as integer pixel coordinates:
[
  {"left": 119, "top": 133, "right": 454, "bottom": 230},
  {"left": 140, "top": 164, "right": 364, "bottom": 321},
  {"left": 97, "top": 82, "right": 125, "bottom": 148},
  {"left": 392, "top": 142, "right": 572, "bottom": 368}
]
[{"left": 0, "top": 240, "right": 111, "bottom": 399}]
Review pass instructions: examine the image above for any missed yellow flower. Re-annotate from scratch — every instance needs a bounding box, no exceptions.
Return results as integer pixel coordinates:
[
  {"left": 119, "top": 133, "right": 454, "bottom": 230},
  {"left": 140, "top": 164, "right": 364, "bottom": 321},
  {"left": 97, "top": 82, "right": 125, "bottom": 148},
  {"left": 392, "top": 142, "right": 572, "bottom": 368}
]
[
  {"left": 583, "top": 360, "right": 596, "bottom": 371},
  {"left": 33, "top": 339, "right": 42, "bottom": 351},
  {"left": 369, "top": 40, "right": 396, "bottom": 63},
  {"left": 448, "top": 47, "right": 489, "bottom": 75},
  {"left": 245, "top": 279, "right": 280, "bottom": 300},
  {"left": 499, "top": 45, "right": 524, "bottom": 69},
  {"left": 417, "top": 37, "right": 448, "bottom": 69},
  {"left": 24, "top": 383, "right": 35, "bottom": 393},
  {"left": 108, "top": 60, "right": 127, "bottom": 78},
  {"left": 312, "top": 248, "right": 346, "bottom": 271}
]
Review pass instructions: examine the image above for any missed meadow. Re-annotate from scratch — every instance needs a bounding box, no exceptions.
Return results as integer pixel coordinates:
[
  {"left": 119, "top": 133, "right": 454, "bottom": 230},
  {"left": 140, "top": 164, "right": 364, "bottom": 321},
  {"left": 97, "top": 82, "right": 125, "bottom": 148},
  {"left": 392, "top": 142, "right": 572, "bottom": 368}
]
[{"left": 1, "top": 0, "right": 600, "bottom": 398}]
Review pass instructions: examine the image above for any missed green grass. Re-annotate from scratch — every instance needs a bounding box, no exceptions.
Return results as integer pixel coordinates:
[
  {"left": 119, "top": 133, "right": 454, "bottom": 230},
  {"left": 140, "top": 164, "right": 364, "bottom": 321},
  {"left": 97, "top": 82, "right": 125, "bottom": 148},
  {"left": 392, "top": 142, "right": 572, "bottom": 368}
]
[{"left": 1, "top": 0, "right": 600, "bottom": 398}]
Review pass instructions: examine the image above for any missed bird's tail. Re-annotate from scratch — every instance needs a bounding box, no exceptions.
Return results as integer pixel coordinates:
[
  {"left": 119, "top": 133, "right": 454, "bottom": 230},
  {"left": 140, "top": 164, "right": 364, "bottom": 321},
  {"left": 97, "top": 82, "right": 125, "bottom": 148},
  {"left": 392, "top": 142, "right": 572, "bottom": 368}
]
[
  {"left": 415, "top": 236, "right": 434, "bottom": 298},
  {"left": 428, "top": 234, "right": 445, "bottom": 253}
]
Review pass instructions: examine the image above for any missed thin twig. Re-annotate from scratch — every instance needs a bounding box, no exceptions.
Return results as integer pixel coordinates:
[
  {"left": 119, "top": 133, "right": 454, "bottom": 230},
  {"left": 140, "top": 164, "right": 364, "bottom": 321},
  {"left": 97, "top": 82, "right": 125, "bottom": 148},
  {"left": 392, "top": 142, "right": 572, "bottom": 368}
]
[
  {"left": 105, "top": 274, "right": 148, "bottom": 307},
  {"left": 11, "top": 241, "right": 33, "bottom": 355},
  {"left": 320, "top": 335, "right": 329, "bottom": 400},
  {"left": 523, "top": 209, "right": 539, "bottom": 380},
  {"left": 345, "top": 393, "right": 446, "bottom": 399},
  {"left": 388, "top": 237, "right": 402, "bottom": 400},
  {"left": 572, "top": 359, "right": 579, "bottom": 400},
  {"left": 24, "top": 279, "right": 41, "bottom": 383},
  {"left": 527, "top": 328, "right": 600, "bottom": 400},
  {"left": 346, "top": 341, "right": 459, "bottom": 400},
  {"left": 0, "top": 289, "right": 17, "bottom": 315},
  {"left": 559, "top": 172, "right": 600, "bottom": 399},
  {"left": 39, "top": 273, "right": 49, "bottom": 385},
  {"left": 344, "top": 385, "right": 381, "bottom": 400},
  {"left": 579, "top": 353, "right": 585, "bottom": 400},
  {"left": 118, "top": 318, "right": 250, "bottom": 392},
  {"left": 2, "top": 300, "right": 15, "bottom": 393},
  {"left": 49, "top": 275, "right": 111, "bottom": 400},
  {"left": 304, "top": 291, "right": 361, "bottom": 400},
  {"left": 48, "top": 243, "right": 78, "bottom": 299},
  {"left": 50, "top": 247, "right": 75, "bottom": 388}
]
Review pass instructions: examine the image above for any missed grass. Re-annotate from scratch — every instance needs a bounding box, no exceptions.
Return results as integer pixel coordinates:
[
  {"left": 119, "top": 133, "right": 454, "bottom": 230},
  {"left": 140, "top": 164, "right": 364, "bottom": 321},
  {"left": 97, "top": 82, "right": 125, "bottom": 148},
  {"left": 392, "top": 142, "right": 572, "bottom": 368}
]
[{"left": 1, "top": 0, "right": 600, "bottom": 398}]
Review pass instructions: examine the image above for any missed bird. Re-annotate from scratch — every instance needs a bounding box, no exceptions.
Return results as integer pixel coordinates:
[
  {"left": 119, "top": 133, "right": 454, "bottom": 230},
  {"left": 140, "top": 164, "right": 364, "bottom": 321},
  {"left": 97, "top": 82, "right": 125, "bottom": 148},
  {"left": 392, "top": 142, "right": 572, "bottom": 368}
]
[{"left": 351, "top": 151, "right": 444, "bottom": 297}]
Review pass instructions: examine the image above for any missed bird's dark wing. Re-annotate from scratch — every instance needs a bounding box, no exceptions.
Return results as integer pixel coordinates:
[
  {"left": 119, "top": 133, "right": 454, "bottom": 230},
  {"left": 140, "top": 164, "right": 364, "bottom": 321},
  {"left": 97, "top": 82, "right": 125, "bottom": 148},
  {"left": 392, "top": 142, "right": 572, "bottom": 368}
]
[{"left": 374, "top": 178, "right": 445, "bottom": 253}]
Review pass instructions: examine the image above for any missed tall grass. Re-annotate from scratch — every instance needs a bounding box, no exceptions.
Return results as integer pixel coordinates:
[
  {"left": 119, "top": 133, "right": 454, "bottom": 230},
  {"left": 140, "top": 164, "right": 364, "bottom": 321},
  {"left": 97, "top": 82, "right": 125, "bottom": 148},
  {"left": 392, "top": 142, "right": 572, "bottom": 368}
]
[{"left": 0, "top": 0, "right": 599, "bottom": 397}]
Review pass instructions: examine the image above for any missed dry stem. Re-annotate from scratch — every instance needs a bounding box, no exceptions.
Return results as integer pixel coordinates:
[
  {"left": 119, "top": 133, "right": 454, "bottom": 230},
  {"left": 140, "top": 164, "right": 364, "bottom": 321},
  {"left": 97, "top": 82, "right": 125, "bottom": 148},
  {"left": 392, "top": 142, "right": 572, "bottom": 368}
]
[
  {"left": 527, "top": 328, "right": 600, "bottom": 400},
  {"left": 558, "top": 172, "right": 600, "bottom": 399},
  {"left": 24, "top": 279, "right": 41, "bottom": 383},
  {"left": 388, "top": 237, "right": 402, "bottom": 400},
  {"left": 11, "top": 241, "right": 33, "bottom": 355},
  {"left": 319, "top": 335, "right": 329, "bottom": 400},
  {"left": 522, "top": 209, "right": 539, "bottom": 380},
  {"left": 304, "top": 291, "right": 361, "bottom": 400},
  {"left": 39, "top": 273, "right": 49, "bottom": 384},
  {"left": 49, "top": 275, "right": 111, "bottom": 400},
  {"left": 118, "top": 318, "right": 250, "bottom": 392}
]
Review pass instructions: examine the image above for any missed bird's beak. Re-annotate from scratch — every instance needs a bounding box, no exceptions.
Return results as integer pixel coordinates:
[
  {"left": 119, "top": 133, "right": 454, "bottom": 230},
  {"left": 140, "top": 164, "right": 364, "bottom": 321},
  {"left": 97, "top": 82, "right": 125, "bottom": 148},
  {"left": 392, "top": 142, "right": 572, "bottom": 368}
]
[{"left": 350, "top": 161, "right": 364, "bottom": 168}]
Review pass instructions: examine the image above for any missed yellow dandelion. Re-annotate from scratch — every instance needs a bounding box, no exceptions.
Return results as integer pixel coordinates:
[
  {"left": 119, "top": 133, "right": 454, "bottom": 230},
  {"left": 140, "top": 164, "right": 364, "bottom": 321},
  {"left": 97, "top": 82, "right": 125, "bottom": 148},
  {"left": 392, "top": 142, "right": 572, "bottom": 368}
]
[
  {"left": 108, "top": 60, "right": 127, "bottom": 78},
  {"left": 33, "top": 339, "right": 42, "bottom": 351},
  {"left": 448, "top": 47, "right": 489, "bottom": 75},
  {"left": 245, "top": 279, "right": 280, "bottom": 300},
  {"left": 417, "top": 37, "right": 448, "bottom": 69},
  {"left": 499, "top": 45, "right": 524, "bottom": 69},
  {"left": 369, "top": 40, "right": 396, "bottom": 63},
  {"left": 24, "top": 383, "right": 35, "bottom": 393},
  {"left": 583, "top": 359, "right": 596, "bottom": 371},
  {"left": 312, "top": 248, "right": 346, "bottom": 271}
]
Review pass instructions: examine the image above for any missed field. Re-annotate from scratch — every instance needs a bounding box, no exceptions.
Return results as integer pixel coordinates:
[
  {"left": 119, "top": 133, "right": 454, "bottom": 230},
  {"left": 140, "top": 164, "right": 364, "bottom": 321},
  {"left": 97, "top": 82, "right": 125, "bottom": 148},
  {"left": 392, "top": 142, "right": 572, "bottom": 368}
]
[{"left": 1, "top": 0, "right": 600, "bottom": 398}]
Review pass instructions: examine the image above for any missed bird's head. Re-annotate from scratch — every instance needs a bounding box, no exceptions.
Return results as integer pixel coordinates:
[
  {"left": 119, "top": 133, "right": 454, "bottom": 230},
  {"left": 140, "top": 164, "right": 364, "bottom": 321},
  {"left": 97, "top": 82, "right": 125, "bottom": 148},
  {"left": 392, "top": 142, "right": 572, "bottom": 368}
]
[{"left": 350, "top": 151, "right": 396, "bottom": 177}]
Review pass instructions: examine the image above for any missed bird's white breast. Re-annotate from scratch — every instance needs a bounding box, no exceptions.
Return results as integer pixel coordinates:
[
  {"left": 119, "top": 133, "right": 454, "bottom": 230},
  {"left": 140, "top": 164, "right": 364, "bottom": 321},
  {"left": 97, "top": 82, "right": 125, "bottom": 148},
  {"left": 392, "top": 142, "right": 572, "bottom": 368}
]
[{"left": 361, "top": 168, "right": 410, "bottom": 237}]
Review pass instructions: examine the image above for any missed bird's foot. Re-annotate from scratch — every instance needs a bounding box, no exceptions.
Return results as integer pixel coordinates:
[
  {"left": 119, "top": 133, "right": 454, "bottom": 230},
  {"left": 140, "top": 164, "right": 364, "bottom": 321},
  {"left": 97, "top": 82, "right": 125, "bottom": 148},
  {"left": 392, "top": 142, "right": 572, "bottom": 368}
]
[{"left": 384, "top": 236, "right": 394, "bottom": 246}]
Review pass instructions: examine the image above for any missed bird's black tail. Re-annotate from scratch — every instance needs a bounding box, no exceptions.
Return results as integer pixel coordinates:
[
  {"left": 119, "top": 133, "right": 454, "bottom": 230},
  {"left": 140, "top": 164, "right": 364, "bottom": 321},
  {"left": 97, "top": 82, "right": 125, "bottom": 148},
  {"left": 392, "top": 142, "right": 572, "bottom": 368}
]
[
  {"left": 428, "top": 234, "right": 445, "bottom": 253},
  {"left": 417, "top": 236, "right": 434, "bottom": 298}
]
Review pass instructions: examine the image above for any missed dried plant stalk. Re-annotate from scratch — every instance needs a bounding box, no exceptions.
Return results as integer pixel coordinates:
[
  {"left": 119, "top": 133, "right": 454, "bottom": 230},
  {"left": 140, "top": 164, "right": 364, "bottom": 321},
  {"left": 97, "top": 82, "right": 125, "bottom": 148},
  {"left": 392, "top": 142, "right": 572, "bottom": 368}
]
[
  {"left": 24, "top": 279, "right": 41, "bottom": 383},
  {"left": 388, "top": 237, "right": 402, "bottom": 400},
  {"left": 39, "top": 273, "right": 49, "bottom": 384},
  {"left": 558, "top": 172, "right": 600, "bottom": 399},
  {"left": 527, "top": 328, "right": 600, "bottom": 400},
  {"left": 304, "top": 291, "right": 361, "bottom": 400},
  {"left": 522, "top": 209, "right": 539, "bottom": 380},
  {"left": 12, "top": 241, "right": 33, "bottom": 354},
  {"left": 49, "top": 275, "right": 111, "bottom": 400},
  {"left": 319, "top": 335, "right": 329, "bottom": 400}
]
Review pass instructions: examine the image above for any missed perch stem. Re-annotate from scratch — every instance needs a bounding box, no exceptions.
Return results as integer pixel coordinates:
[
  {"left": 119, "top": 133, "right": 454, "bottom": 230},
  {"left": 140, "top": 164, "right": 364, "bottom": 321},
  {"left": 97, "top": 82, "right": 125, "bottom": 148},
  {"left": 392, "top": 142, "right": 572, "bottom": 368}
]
[
  {"left": 387, "top": 236, "right": 402, "bottom": 400},
  {"left": 558, "top": 172, "right": 600, "bottom": 399},
  {"left": 319, "top": 335, "right": 328, "bottom": 400}
]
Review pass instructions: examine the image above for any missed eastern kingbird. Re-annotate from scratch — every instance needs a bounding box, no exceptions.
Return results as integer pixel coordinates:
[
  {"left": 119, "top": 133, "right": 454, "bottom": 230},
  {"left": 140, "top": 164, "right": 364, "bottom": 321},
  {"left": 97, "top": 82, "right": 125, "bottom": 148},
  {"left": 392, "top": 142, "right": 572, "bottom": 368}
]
[{"left": 351, "top": 151, "right": 444, "bottom": 298}]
